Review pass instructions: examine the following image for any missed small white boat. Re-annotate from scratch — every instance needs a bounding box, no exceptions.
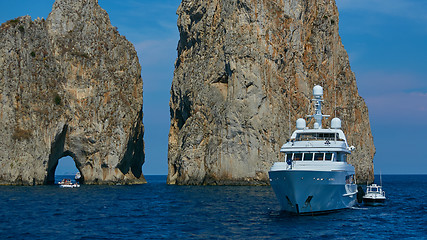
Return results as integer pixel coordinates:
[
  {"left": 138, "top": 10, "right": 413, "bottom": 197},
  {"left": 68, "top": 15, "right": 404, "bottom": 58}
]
[
  {"left": 58, "top": 179, "right": 80, "bottom": 188},
  {"left": 75, "top": 172, "right": 81, "bottom": 183},
  {"left": 363, "top": 184, "right": 386, "bottom": 206}
]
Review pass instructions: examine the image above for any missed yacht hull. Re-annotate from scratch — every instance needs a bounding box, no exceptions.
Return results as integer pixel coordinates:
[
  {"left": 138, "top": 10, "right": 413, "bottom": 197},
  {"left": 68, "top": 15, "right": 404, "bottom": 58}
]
[{"left": 269, "top": 170, "right": 357, "bottom": 214}]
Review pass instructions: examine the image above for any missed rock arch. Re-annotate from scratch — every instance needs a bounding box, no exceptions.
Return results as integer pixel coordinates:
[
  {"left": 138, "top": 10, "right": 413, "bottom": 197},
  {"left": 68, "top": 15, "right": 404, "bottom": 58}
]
[
  {"left": 45, "top": 125, "right": 83, "bottom": 184},
  {"left": 0, "top": 0, "right": 145, "bottom": 185}
]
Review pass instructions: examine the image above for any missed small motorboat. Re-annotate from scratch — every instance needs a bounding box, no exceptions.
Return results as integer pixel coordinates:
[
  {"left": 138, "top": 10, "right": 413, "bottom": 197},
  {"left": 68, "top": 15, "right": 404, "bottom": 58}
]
[
  {"left": 363, "top": 184, "right": 386, "bottom": 206},
  {"left": 75, "top": 172, "right": 81, "bottom": 183},
  {"left": 58, "top": 178, "right": 80, "bottom": 188}
]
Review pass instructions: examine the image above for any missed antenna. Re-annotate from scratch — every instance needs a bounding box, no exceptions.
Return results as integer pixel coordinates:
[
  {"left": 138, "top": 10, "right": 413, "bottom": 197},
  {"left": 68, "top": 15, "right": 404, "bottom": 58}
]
[
  {"left": 332, "top": 23, "right": 337, "bottom": 118},
  {"left": 334, "top": 83, "right": 337, "bottom": 117},
  {"left": 288, "top": 78, "right": 291, "bottom": 135},
  {"left": 306, "top": 85, "right": 330, "bottom": 129}
]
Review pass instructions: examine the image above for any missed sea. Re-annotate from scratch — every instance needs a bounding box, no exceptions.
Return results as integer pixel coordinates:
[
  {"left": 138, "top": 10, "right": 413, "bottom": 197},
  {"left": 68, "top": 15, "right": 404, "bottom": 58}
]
[{"left": 0, "top": 175, "right": 426, "bottom": 239}]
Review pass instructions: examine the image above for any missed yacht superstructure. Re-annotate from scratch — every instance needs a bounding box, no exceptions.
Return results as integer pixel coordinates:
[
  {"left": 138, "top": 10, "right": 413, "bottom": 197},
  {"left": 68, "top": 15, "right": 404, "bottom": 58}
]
[{"left": 269, "top": 85, "right": 358, "bottom": 214}]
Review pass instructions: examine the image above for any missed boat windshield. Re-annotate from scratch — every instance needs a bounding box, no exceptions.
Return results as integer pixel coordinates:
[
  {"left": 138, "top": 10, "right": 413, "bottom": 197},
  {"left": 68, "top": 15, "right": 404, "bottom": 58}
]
[{"left": 295, "top": 132, "right": 342, "bottom": 141}]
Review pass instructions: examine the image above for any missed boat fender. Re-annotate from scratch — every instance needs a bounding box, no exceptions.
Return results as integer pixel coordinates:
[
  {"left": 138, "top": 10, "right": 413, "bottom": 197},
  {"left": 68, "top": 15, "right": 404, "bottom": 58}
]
[{"left": 357, "top": 186, "right": 365, "bottom": 203}]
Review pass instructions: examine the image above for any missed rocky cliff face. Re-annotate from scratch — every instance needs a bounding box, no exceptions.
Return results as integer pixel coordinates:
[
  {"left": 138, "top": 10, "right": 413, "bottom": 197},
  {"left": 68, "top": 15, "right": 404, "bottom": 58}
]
[
  {"left": 0, "top": 0, "right": 144, "bottom": 185},
  {"left": 169, "top": 0, "right": 375, "bottom": 185}
]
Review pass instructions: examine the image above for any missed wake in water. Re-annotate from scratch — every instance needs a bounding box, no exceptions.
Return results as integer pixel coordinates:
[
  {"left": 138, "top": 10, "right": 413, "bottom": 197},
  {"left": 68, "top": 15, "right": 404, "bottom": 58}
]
[{"left": 351, "top": 206, "right": 369, "bottom": 210}]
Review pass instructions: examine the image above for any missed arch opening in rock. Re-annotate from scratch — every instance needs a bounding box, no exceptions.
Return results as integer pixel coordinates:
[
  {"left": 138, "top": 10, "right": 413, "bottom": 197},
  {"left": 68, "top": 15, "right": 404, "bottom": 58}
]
[
  {"left": 44, "top": 125, "right": 84, "bottom": 184},
  {"left": 54, "top": 156, "right": 82, "bottom": 184},
  {"left": 45, "top": 151, "right": 83, "bottom": 185}
]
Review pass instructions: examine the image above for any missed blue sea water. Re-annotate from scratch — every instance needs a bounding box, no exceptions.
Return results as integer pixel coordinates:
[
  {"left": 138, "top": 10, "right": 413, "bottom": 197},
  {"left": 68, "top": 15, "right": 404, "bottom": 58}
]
[{"left": 0, "top": 175, "right": 426, "bottom": 239}]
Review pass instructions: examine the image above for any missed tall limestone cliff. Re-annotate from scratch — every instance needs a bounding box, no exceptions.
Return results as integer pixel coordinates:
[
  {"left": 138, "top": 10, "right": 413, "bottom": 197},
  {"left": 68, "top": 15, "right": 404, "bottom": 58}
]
[
  {"left": 0, "top": 0, "right": 144, "bottom": 185},
  {"left": 169, "top": 0, "right": 375, "bottom": 185}
]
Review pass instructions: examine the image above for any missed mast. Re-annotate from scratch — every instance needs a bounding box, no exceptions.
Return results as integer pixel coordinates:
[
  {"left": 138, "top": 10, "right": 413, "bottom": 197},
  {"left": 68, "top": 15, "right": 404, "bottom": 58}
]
[{"left": 306, "top": 85, "right": 330, "bottom": 129}]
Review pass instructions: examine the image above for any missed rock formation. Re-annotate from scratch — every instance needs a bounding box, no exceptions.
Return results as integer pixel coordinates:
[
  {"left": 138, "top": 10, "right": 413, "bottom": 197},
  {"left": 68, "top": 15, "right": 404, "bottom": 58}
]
[
  {"left": 168, "top": 0, "right": 375, "bottom": 185},
  {"left": 0, "top": 0, "right": 144, "bottom": 185}
]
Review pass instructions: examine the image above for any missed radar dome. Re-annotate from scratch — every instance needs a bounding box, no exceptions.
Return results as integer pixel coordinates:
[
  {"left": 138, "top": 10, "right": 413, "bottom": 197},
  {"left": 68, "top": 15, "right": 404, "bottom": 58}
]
[
  {"left": 331, "top": 118, "right": 341, "bottom": 129},
  {"left": 313, "top": 122, "right": 320, "bottom": 129},
  {"left": 313, "top": 85, "right": 323, "bottom": 98},
  {"left": 296, "top": 118, "right": 306, "bottom": 130}
]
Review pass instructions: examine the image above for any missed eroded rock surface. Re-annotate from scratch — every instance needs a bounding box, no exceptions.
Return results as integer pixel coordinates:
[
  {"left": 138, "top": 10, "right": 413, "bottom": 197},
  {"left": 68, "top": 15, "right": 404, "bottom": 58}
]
[
  {"left": 169, "top": 0, "right": 375, "bottom": 185},
  {"left": 0, "top": 0, "right": 144, "bottom": 185}
]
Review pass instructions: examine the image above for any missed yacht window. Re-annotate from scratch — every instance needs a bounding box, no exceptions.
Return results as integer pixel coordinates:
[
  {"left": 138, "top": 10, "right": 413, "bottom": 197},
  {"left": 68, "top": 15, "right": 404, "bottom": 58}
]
[
  {"left": 303, "top": 153, "right": 313, "bottom": 161},
  {"left": 325, "top": 153, "right": 333, "bottom": 161},
  {"left": 293, "top": 153, "right": 302, "bottom": 161},
  {"left": 296, "top": 133, "right": 339, "bottom": 141},
  {"left": 314, "top": 153, "right": 324, "bottom": 161}
]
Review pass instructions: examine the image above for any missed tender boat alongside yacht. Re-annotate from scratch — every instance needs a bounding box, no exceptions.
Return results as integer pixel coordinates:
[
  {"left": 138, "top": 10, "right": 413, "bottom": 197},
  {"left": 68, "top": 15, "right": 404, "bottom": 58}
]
[
  {"left": 363, "top": 184, "right": 386, "bottom": 206},
  {"left": 269, "top": 85, "right": 358, "bottom": 215}
]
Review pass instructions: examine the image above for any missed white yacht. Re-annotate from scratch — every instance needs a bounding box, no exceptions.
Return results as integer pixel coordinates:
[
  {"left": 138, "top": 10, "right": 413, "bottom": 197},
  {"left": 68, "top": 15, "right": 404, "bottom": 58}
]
[{"left": 269, "top": 85, "right": 358, "bottom": 215}]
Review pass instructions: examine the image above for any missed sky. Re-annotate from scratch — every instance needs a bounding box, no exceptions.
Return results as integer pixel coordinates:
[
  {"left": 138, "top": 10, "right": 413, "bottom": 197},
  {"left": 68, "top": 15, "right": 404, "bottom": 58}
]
[{"left": 0, "top": 0, "right": 426, "bottom": 175}]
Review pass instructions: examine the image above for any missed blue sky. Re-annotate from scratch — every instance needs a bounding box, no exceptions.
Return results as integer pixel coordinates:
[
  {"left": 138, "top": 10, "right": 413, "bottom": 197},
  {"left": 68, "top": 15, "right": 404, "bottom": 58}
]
[
  {"left": 336, "top": 0, "right": 427, "bottom": 175},
  {"left": 1, "top": 0, "right": 425, "bottom": 175}
]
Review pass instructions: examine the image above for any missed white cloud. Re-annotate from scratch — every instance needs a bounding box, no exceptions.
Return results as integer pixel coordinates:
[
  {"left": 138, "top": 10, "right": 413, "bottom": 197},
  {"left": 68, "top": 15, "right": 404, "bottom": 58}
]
[
  {"left": 135, "top": 38, "right": 178, "bottom": 67},
  {"left": 365, "top": 91, "right": 427, "bottom": 126},
  {"left": 353, "top": 70, "right": 427, "bottom": 125},
  {"left": 356, "top": 71, "right": 427, "bottom": 97},
  {"left": 132, "top": 37, "right": 178, "bottom": 95}
]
